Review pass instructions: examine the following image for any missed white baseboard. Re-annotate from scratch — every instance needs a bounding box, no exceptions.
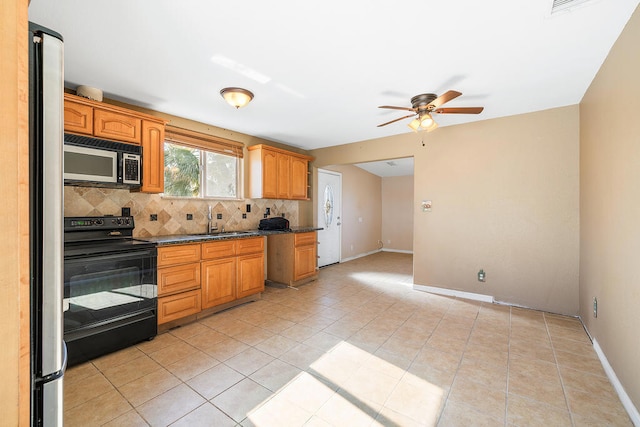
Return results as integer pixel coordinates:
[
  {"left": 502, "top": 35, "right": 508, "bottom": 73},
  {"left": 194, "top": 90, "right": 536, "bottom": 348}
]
[
  {"left": 592, "top": 338, "right": 640, "bottom": 426},
  {"left": 413, "top": 284, "right": 494, "bottom": 303},
  {"left": 381, "top": 248, "right": 414, "bottom": 254},
  {"left": 340, "top": 249, "right": 382, "bottom": 263}
]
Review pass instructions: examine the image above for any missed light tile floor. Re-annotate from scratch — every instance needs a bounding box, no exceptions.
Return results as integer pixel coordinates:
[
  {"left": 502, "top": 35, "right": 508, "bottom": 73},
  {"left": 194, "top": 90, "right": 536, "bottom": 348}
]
[{"left": 64, "top": 252, "right": 633, "bottom": 426}]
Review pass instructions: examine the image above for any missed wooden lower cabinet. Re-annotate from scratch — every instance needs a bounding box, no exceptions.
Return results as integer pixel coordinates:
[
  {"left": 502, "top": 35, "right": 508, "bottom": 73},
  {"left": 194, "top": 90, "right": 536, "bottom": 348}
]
[
  {"left": 237, "top": 253, "right": 265, "bottom": 298},
  {"left": 157, "top": 237, "right": 265, "bottom": 326},
  {"left": 158, "top": 290, "right": 201, "bottom": 324},
  {"left": 201, "top": 258, "right": 236, "bottom": 308},
  {"left": 267, "top": 231, "right": 317, "bottom": 286}
]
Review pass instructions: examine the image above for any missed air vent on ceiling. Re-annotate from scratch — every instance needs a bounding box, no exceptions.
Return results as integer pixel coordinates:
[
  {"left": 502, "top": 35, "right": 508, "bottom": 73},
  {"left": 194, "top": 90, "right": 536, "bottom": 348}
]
[
  {"left": 386, "top": 161, "right": 397, "bottom": 167},
  {"left": 551, "top": 0, "right": 594, "bottom": 14}
]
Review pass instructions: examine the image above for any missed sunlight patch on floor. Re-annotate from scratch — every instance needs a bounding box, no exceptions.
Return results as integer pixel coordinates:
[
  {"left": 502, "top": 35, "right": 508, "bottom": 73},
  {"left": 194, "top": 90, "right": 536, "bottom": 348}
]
[{"left": 248, "top": 341, "right": 443, "bottom": 426}]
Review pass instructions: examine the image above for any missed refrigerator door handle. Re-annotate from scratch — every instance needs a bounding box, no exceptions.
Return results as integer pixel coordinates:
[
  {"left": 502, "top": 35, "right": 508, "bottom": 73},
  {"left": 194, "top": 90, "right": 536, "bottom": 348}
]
[{"left": 40, "top": 30, "right": 65, "bottom": 377}]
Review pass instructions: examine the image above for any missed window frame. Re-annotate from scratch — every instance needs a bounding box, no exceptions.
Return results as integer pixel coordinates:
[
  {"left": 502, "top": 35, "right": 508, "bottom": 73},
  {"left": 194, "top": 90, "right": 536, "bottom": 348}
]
[{"left": 163, "top": 126, "right": 245, "bottom": 200}]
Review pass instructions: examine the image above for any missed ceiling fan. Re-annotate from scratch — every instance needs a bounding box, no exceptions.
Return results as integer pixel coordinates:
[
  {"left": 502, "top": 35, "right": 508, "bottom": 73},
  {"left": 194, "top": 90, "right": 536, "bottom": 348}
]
[{"left": 377, "top": 90, "right": 484, "bottom": 132}]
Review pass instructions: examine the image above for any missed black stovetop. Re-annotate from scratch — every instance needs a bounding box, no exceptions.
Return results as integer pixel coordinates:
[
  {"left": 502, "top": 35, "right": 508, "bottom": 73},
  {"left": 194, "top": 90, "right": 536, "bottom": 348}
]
[{"left": 64, "top": 215, "right": 156, "bottom": 257}]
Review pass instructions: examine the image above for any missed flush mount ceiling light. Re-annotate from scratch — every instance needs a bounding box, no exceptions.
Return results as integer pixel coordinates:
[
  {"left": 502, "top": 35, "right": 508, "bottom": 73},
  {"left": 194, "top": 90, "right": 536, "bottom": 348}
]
[{"left": 220, "top": 87, "right": 254, "bottom": 108}]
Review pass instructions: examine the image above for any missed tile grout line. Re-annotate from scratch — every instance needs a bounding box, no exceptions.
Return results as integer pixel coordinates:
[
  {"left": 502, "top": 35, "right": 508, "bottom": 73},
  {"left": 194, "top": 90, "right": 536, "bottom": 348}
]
[{"left": 543, "top": 312, "right": 576, "bottom": 427}]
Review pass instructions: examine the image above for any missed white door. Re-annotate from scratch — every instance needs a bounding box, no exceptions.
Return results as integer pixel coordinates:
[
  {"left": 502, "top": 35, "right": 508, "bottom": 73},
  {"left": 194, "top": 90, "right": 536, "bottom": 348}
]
[{"left": 317, "top": 169, "right": 342, "bottom": 267}]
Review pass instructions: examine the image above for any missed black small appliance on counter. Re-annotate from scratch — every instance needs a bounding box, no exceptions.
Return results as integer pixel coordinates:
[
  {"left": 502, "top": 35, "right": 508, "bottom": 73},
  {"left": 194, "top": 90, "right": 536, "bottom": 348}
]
[{"left": 258, "top": 216, "right": 290, "bottom": 231}]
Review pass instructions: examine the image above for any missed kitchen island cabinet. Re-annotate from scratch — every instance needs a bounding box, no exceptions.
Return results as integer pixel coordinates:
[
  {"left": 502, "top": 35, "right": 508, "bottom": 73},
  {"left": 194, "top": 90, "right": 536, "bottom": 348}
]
[{"left": 266, "top": 231, "right": 318, "bottom": 287}]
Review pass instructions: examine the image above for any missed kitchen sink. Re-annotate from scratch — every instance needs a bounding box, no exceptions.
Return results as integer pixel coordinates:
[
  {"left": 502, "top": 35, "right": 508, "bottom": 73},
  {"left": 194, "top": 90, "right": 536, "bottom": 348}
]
[{"left": 209, "top": 230, "right": 257, "bottom": 237}]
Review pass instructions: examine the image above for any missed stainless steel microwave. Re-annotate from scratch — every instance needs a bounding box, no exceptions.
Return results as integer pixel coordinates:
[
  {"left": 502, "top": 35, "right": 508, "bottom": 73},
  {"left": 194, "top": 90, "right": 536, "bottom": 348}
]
[{"left": 63, "top": 133, "right": 141, "bottom": 187}]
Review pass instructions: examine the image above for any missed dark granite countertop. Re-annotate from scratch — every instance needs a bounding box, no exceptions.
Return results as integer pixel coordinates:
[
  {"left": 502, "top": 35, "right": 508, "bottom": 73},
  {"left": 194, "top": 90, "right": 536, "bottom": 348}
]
[{"left": 137, "top": 226, "right": 322, "bottom": 246}]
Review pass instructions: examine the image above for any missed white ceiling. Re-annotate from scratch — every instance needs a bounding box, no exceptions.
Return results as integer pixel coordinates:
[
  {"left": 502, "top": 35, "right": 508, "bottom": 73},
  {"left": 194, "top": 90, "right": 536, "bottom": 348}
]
[
  {"left": 355, "top": 158, "right": 414, "bottom": 177},
  {"left": 29, "top": 0, "right": 639, "bottom": 151}
]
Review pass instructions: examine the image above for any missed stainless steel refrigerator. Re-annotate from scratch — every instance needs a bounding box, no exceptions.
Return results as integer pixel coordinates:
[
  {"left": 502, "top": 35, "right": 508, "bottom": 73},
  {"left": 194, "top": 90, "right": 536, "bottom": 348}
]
[{"left": 29, "top": 22, "right": 66, "bottom": 427}]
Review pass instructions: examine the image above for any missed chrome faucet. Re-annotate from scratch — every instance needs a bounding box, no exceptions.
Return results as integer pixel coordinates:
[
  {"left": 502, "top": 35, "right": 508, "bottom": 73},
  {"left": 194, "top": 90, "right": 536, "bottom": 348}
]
[{"left": 208, "top": 205, "right": 218, "bottom": 234}]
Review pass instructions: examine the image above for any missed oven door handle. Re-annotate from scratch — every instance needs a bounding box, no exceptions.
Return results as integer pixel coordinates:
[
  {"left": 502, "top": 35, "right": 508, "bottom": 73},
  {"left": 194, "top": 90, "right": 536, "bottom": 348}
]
[{"left": 64, "top": 248, "right": 156, "bottom": 263}]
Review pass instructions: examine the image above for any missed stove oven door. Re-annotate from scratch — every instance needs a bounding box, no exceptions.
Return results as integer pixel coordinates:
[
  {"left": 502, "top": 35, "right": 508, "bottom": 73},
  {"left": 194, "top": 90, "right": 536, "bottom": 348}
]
[{"left": 63, "top": 247, "right": 157, "bottom": 365}]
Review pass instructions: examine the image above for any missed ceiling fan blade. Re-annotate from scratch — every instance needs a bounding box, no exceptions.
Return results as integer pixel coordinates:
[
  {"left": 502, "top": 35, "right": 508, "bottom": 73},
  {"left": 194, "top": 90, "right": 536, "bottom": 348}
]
[
  {"left": 377, "top": 114, "right": 416, "bottom": 127},
  {"left": 434, "top": 107, "right": 484, "bottom": 114},
  {"left": 427, "top": 90, "right": 462, "bottom": 109},
  {"left": 378, "top": 105, "right": 416, "bottom": 112}
]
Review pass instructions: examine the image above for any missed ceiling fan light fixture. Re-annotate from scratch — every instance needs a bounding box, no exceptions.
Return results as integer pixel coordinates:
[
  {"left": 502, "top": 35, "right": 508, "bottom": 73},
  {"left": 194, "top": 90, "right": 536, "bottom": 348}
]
[
  {"left": 419, "top": 113, "right": 434, "bottom": 128},
  {"left": 220, "top": 87, "right": 254, "bottom": 108},
  {"left": 408, "top": 118, "right": 421, "bottom": 132}
]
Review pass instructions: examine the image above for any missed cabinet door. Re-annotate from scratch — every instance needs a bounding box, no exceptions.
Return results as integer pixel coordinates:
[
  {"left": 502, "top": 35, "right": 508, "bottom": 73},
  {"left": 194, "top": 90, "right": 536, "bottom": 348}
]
[
  {"left": 276, "top": 153, "right": 291, "bottom": 199},
  {"left": 237, "top": 252, "right": 264, "bottom": 299},
  {"left": 64, "top": 100, "right": 93, "bottom": 135},
  {"left": 290, "top": 157, "right": 308, "bottom": 200},
  {"left": 141, "top": 120, "right": 165, "bottom": 193},
  {"left": 262, "top": 149, "right": 278, "bottom": 198},
  {"left": 294, "top": 244, "right": 317, "bottom": 281},
  {"left": 201, "top": 258, "right": 236, "bottom": 308},
  {"left": 94, "top": 108, "right": 142, "bottom": 144}
]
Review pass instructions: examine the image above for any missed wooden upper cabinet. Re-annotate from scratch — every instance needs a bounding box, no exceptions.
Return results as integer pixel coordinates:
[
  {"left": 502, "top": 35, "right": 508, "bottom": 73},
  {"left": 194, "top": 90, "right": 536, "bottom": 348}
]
[
  {"left": 261, "top": 149, "right": 278, "bottom": 198},
  {"left": 141, "top": 120, "right": 165, "bottom": 193},
  {"left": 290, "top": 156, "right": 309, "bottom": 200},
  {"left": 248, "top": 144, "right": 313, "bottom": 200},
  {"left": 64, "top": 99, "right": 93, "bottom": 135},
  {"left": 94, "top": 108, "right": 142, "bottom": 144},
  {"left": 63, "top": 94, "right": 168, "bottom": 193},
  {"left": 276, "top": 152, "right": 291, "bottom": 199}
]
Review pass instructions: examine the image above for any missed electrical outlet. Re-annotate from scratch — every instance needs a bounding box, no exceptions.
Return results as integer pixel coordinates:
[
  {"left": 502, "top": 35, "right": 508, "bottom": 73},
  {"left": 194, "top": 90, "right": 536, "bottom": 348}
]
[
  {"left": 593, "top": 297, "right": 598, "bottom": 318},
  {"left": 216, "top": 213, "right": 222, "bottom": 220},
  {"left": 186, "top": 213, "right": 193, "bottom": 220},
  {"left": 150, "top": 214, "right": 158, "bottom": 221},
  {"left": 242, "top": 213, "right": 247, "bottom": 219},
  {"left": 477, "top": 269, "right": 486, "bottom": 282},
  {"left": 246, "top": 204, "right": 251, "bottom": 213}
]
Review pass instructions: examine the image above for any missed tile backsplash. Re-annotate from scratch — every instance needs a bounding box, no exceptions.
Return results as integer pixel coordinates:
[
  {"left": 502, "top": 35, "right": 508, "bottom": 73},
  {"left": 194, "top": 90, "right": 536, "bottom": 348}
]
[{"left": 64, "top": 186, "right": 300, "bottom": 237}]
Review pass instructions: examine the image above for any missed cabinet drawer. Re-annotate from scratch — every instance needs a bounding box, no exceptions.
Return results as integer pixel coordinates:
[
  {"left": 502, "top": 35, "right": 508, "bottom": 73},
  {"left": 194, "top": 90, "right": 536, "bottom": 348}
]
[
  {"left": 201, "top": 240, "right": 236, "bottom": 260},
  {"left": 158, "top": 290, "right": 201, "bottom": 324},
  {"left": 94, "top": 108, "right": 141, "bottom": 144},
  {"left": 237, "top": 237, "right": 265, "bottom": 255},
  {"left": 294, "top": 232, "right": 317, "bottom": 247},
  {"left": 158, "top": 263, "right": 200, "bottom": 296},
  {"left": 64, "top": 100, "right": 93, "bottom": 135},
  {"left": 158, "top": 244, "right": 201, "bottom": 267}
]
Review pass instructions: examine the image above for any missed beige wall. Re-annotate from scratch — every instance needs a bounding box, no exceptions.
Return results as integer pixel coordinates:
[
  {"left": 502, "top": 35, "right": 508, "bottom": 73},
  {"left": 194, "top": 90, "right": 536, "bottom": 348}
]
[
  {"left": 323, "top": 165, "right": 382, "bottom": 259},
  {"left": 382, "top": 175, "right": 414, "bottom": 252},
  {"left": 580, "top": 5, "right": 640, "bottom": 409},
  {"left": 312, "top": 105, "right": 580, "bottom": 315}
]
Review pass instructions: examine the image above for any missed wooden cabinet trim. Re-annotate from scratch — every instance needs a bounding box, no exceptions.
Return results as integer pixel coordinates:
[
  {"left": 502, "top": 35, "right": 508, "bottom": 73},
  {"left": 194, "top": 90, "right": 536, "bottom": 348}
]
[{"left": 247, "top": 143, "right": 314, "bottom": 161}]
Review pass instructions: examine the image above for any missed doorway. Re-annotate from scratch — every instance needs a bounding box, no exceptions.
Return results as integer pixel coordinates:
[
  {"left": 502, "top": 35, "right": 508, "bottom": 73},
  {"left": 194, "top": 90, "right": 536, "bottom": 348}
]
[{"left": 317, "top": 169, "right": 342, "bottom": 267}]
